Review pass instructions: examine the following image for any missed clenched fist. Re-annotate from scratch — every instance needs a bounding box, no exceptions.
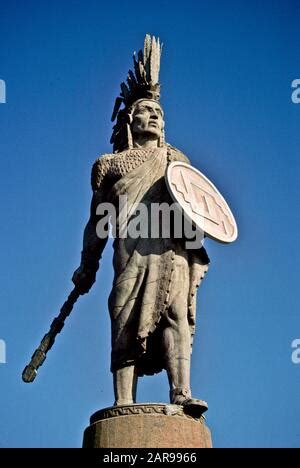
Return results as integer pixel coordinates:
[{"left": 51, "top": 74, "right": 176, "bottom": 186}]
[{"left": 72, "top": 264, "right": 97, "bottom": 295}]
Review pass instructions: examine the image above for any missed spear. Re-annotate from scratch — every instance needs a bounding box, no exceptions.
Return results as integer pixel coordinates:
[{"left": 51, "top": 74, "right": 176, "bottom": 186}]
[{"left": 22, "top": 287, "right": 80, "bottom": 383}]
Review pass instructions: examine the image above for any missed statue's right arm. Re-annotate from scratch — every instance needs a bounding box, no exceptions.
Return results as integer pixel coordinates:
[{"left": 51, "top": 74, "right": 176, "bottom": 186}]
[{"left": 72, "top": 155, "right": 111, "bottom": 294}]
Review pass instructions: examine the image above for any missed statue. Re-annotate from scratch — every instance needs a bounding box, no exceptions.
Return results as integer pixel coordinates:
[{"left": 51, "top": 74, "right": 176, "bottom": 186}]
[
  {"left": 71, "top": 35, "right": 212, "bottom": 416},
  {"left": 22, "top": 35, "right": 237, "bottom": 422}
]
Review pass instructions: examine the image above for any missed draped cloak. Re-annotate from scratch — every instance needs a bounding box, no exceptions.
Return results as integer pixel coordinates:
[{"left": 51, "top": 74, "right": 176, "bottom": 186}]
[{"left": 89, "top": 145, "right": 210, "bottom": 376}]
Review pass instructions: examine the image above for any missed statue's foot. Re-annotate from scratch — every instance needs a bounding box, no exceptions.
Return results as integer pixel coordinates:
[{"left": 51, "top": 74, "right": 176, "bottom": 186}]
[
  {"left": 172, "top": 396, "right": 208, "bottom": 418},
  {"left": 113, "top": 399, "right": 134, "bottom": 406}
]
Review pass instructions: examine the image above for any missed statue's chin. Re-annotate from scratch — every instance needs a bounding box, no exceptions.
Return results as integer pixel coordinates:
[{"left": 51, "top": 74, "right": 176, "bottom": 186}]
[{"left": 134, "top": 130, "right": 161, "bottom": 140}]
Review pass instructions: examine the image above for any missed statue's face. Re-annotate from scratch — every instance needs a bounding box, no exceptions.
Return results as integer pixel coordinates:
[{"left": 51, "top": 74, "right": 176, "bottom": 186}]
[{"left": 131, "top": 100, "right": 164, "bottom": 139}]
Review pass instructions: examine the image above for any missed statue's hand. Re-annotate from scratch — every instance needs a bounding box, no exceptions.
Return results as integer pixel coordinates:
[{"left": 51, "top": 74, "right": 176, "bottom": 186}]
[{"left": 72, "top": 264, "right": 96, "bottom": 295}]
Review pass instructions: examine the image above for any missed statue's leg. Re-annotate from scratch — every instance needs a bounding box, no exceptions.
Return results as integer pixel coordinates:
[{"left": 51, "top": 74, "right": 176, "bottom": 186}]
[
  {"left": 162, "top": 297, "right": 192, "bottom": 402},
  {"left": 162, "top": 255, "right": 207, "bottom": 416},
  {"left": 113, "top": 365, "right": 138, "bottom": 406}
]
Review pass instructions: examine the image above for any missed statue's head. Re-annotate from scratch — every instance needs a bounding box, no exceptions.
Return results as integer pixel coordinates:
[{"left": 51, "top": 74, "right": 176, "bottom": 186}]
[
  {"left": 130, "top": 99, "right": 165, "bottom": 143},
  {"left": 110, "top": 35, "right": 165, "bottom": 153}
]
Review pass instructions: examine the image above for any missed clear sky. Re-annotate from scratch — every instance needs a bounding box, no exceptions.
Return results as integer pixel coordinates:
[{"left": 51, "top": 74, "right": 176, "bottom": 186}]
[{"left": 0, "top": 0, "right": 299, "bottom": 448}]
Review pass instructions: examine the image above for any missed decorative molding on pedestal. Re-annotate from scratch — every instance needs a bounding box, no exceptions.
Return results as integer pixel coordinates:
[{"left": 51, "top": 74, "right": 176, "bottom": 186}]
[{"left": 83, "top": 403, "right": 212, "bottom": 448}]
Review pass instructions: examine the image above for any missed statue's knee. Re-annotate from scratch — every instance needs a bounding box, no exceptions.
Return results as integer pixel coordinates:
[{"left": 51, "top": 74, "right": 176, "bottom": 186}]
[{"left": 167, "top": 304, "right": 187, "bottom": 325}]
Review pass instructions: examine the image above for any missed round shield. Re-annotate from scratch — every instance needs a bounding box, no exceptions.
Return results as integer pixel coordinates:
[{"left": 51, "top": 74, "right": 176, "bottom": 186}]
[{"left": 166, "top": 162, "right": 238, "bottom": 244}]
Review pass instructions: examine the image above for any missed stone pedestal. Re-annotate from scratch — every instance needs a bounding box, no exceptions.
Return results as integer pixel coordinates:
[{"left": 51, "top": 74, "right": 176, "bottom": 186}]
[{"left": 83, "top": 403, "right": 212, "bottom": 448}]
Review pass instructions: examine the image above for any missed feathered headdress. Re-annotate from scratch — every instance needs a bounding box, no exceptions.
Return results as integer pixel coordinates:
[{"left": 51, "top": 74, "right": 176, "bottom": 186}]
[{"left": 110, "top": 34, "right": 163, "bottom": 153}]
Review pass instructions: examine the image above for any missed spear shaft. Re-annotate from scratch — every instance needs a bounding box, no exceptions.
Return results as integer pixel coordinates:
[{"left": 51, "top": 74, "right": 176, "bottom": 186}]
[{"left": 22, "top": 287, "right": 80, "bottom": 383}]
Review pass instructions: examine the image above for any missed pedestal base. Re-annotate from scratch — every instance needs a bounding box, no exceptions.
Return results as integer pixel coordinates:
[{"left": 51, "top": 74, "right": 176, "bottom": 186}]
[{"left": 83, "top": 403, "right": 212, "bottom": 448}]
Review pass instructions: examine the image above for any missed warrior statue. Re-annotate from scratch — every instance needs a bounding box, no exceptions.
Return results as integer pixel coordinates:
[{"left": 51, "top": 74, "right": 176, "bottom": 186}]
[{"left": 71, "top": 35, "right": 210, "bottom": 415}]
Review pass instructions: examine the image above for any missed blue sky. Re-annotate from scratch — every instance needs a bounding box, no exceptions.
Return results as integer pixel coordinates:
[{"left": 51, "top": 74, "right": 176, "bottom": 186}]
[{"left": 0, "top": 0, "right": 299, "bottom": 447}]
